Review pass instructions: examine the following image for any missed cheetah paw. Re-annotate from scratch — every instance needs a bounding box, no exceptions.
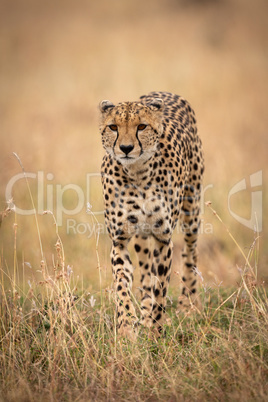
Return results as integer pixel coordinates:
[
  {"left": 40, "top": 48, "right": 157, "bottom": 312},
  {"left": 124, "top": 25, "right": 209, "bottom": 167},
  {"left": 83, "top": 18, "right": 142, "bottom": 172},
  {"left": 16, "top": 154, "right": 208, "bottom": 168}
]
[{"left": 176, "top": 294, "right": 202, "bottom": 316}]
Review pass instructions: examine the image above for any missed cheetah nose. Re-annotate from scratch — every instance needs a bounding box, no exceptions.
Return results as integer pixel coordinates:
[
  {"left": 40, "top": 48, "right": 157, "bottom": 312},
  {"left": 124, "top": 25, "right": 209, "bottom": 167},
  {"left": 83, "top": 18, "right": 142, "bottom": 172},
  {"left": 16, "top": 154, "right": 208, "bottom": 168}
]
[{"left": 120, "top": 144, "right": 134, "bottom": 156}]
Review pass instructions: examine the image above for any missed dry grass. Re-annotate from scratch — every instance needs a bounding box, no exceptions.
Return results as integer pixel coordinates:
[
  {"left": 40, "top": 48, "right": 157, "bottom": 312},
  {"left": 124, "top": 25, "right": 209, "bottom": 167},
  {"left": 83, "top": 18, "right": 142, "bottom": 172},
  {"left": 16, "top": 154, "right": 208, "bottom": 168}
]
[
  {"left": 0, "top": 213, "right": 267, "bottom": 401},
  {"left": 0, "top": 1, "right": 268, "bottom": 400}
]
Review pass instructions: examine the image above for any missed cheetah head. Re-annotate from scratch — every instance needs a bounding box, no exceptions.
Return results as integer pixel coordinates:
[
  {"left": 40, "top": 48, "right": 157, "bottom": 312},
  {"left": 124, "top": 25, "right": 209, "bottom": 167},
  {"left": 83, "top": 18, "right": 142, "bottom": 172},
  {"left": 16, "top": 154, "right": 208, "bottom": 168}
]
[{"left": 99, "top": 99, "right": 164, "bottom": 165}]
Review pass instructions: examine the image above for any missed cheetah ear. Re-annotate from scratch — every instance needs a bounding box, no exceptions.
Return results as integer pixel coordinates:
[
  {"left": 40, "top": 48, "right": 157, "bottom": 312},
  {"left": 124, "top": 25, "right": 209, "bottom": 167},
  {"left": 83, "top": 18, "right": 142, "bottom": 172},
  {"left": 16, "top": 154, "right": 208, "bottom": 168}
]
[
  {"left": 148, "top": 98, "right": 164, "bottom": 112},
  {"left": 99, "top": 100, "right": 115, "bottom": 113}
]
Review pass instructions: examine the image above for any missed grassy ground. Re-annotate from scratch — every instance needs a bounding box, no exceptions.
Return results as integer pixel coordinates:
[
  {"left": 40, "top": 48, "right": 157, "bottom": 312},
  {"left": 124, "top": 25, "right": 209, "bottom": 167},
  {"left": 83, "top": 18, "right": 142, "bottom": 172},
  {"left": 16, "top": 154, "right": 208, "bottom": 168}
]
[
  {"left": 0, "top": 230, "right": 267, "bottom": 401},
  {"left": 0, "top": 0, "right": 268, "bottom": 400}
]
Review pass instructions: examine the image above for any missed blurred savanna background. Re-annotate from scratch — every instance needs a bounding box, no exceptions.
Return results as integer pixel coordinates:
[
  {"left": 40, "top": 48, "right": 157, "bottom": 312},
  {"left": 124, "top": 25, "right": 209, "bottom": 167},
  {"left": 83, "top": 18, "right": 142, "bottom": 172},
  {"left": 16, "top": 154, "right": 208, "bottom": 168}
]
[{"left": 0, "top": 0, "right": 267, "bottom": 292}]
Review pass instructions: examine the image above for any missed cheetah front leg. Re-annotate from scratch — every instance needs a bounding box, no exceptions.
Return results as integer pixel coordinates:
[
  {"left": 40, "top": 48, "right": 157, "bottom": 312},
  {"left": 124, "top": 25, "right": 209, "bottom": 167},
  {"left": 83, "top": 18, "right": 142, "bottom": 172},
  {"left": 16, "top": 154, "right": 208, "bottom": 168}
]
[
  {"left": 111, "top": 242, "right": 138, "bottom": 339},
  {"left": 134, "top": 235, "right": 154, "bottom": 327},
  {"left": 150, "top": 239, "right": 173, "bottom": 333},
  {"left": 135, "top": 235, "right": 173, "bottom": 334}
]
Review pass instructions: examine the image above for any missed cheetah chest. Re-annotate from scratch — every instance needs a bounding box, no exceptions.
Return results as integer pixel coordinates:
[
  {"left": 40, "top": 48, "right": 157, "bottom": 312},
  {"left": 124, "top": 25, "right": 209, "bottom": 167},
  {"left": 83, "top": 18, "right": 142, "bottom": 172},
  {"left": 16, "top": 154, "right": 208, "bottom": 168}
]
[{"left": 105, "top": 180, "right": 176, "bottom": 243}]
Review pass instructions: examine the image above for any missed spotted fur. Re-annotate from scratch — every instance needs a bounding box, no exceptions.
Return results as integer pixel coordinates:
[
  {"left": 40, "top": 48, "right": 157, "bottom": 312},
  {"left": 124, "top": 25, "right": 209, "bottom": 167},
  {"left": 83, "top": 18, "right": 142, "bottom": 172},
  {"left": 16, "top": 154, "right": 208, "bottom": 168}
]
[{"left": 99, "top": 91, "right": 204, "bottom": 338}]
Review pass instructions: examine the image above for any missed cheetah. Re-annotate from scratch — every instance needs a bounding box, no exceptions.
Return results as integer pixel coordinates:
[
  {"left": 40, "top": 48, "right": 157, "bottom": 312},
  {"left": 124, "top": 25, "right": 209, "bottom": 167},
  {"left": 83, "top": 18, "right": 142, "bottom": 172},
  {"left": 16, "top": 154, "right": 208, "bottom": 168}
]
[{"left": 99, "top": 91, "right": 204, "bottom": 338}]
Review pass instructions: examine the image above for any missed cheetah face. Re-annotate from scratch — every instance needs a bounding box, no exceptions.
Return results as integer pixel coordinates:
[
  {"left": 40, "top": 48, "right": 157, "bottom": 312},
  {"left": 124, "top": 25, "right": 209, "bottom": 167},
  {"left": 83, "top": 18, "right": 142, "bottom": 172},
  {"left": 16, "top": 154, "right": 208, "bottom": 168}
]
[{"left": 99, "top": 99, "right": 164, "bottom": 165}]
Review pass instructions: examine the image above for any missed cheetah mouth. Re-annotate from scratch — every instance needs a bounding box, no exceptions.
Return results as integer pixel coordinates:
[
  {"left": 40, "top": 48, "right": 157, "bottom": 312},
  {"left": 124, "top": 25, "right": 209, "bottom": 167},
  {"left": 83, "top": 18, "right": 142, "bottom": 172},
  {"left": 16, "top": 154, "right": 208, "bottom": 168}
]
[
  {"left": 120, "top": 150, "right": 144, "bottom": 161},
  {"left": 118, "top": 155, "right": 138, "bottom": 165},
  {"left": 120, "top": 156, "right": 135, "bottom": 161}
]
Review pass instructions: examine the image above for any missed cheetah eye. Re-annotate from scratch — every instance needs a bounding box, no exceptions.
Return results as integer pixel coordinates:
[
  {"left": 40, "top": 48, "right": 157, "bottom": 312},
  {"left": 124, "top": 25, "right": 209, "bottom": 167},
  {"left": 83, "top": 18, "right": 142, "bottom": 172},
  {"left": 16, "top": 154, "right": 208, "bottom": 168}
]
[
  {"left": 137, "top": 124, "right": 147, "bottom": 131},
  {"left": 109, "top": 124, "right": 118, "bottom": 131}
]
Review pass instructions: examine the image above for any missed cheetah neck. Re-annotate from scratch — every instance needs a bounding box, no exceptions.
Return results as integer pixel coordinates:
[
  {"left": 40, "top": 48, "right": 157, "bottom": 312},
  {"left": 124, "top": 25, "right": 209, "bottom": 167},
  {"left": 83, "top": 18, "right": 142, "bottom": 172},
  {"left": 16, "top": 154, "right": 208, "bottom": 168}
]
[{"left": 122, "top": 153, "right": 158, "bottom": 182}]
